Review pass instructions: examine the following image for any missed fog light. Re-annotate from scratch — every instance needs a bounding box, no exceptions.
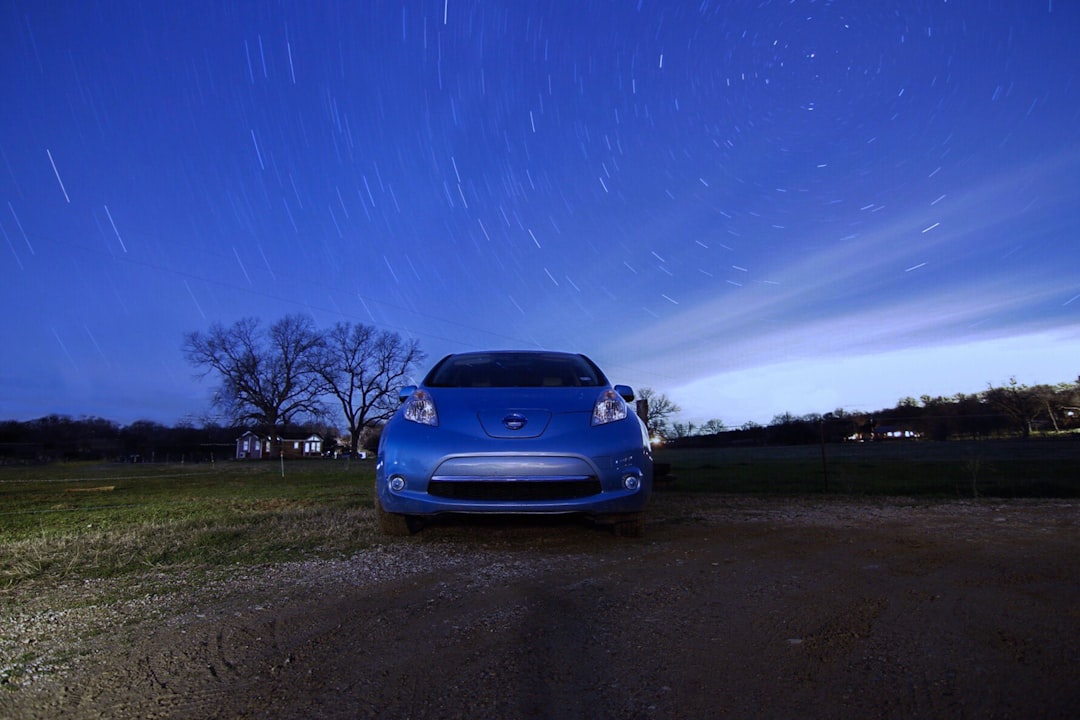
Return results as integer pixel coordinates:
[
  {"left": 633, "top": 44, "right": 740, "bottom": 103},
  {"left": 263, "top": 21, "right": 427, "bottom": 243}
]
[
  {"left": 622, "top": 474, "right": 641, "bottom": 491},
  {"left": 389, "top": 475, "right": 406, "bottom": 492}
]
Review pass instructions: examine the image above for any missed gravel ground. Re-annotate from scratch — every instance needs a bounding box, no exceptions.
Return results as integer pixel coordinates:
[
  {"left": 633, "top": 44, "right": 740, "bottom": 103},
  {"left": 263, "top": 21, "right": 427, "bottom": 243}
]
[{"left": 2, "top": 495, "right": 1078, "bottom": 719}]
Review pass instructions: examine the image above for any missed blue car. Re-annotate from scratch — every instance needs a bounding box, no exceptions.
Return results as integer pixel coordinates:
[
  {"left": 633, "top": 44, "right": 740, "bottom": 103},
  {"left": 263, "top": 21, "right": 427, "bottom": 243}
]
[{"left": 375, "top": 351, "right": 653, "bottom": 536}]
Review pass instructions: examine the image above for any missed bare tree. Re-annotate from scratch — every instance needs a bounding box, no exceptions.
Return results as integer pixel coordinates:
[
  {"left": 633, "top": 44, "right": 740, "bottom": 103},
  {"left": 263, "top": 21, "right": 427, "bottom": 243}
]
[
  {"left": 314, "top": 322, "right": 425, "bottom": 455},
  {"left": 770, "top": 411, "right": 798, "bottom": 426},
  {"left": 637, "top": 387, "right": 681, "bottom": 439},
  {"left": 700, "top": 418, "right": 726, "bottom": 435},
  {"left": 983, "top": 378, "right": 1046, "bottom": 438},
  {"left": 670, "top": 421, "right": 695, "bottom": 439},
  {"left": 183, "top": 315, "right": 326, "bottom": 439}
]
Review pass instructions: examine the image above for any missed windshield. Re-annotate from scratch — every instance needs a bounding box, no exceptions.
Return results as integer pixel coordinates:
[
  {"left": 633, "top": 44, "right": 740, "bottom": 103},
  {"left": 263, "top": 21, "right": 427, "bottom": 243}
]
[{"left": 425, "top": 352, "right": 607, "bottom": 388}]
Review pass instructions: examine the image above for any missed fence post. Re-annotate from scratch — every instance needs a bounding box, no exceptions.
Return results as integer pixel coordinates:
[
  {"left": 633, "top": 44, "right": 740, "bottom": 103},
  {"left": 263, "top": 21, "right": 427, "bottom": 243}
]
[{"left": 819, "top": 419, "right": 829, "bottom": 493}]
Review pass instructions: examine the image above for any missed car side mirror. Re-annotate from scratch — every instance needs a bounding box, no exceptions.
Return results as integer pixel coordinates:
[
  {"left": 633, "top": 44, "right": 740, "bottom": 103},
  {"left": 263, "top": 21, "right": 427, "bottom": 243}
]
[
  {"left": 398, "top": 385, "right": 417, "bottom": 403},
  {"left": 614, "top": 384, "right": 634, "bottom": 402}
]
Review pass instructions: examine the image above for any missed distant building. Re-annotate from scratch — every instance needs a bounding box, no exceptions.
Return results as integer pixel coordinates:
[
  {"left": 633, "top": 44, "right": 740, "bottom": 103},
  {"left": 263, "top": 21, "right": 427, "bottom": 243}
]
[
  {"left": 874, "top": 426, "right": 922, "bottom": 440},
  {"left": 236, "top": 431, "right": 269, "bottom": 459},
  {"left": 235, "top": 431, "right": 323, "bottom": 459},
  {"left": 846, "top": 424, "right": 923, "bottom": 442}
]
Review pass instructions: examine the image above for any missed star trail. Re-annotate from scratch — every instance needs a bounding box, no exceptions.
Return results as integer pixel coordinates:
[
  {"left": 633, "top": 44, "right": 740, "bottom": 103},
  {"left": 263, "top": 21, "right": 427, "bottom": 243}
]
[{"left": 1, "top": 1, "right": 1078, "bottom": 426}]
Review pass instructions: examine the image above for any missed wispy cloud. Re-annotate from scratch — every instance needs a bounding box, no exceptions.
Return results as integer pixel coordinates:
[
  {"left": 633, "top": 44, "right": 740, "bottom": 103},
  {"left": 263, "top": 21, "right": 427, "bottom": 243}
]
[{"left": 605, "top": 148, "right": 1080, "bottom": 385}]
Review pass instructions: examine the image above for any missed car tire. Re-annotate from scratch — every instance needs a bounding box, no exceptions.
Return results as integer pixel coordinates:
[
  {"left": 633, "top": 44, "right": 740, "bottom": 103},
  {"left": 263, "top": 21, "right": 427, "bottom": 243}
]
[
  {"left": 375, "top": 495, "right": 419, "bottom": 536},
  {"left": 611, "top": 512, "right": 646, "bottom": 538}
]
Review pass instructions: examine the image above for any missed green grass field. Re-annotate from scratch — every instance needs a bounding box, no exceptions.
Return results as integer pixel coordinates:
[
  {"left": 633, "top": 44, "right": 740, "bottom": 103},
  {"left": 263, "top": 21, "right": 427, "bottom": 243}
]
[
  {"left": 0, "top": 459, "right": 377, "bottom": 590},
  {"left": 1, "top": 439, "right": 1076, "bottom": 592}
]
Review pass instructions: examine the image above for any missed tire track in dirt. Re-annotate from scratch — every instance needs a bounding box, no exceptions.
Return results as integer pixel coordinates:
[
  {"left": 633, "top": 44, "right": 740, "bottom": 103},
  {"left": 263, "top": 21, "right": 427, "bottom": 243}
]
[{"left": 3, "top": 500, "right": 1078, "bottom": 719}]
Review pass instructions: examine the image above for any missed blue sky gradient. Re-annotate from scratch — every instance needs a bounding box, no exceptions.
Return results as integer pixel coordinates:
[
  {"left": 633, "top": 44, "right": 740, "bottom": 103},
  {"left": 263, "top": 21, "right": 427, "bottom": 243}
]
[{"left": 2, "top": 1, "right": 1078, "bottom": 427}]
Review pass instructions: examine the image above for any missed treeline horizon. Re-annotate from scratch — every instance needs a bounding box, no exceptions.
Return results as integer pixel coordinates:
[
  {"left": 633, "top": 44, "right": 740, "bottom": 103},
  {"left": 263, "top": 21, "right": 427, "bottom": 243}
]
[
  {"left": 1, "top": 375, "right": 1077, "bottom": 463},
  {"left": 669, "top": 376, "right": 1080, "bottom": 447},
  {"left": 0, "top": 416, "right": 357, "bottom": 464}
]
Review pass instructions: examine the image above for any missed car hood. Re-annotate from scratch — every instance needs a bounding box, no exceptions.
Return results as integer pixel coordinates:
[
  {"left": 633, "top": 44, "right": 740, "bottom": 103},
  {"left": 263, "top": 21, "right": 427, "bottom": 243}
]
[{"left": 425, "top": 387, "right": 603, "bottom": 439}]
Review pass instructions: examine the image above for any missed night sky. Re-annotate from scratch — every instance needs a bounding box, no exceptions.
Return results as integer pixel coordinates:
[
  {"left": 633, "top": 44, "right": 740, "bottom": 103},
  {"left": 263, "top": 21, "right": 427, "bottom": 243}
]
[{"left": 2, "top": 1, "right": 1078, "bottom": 428}]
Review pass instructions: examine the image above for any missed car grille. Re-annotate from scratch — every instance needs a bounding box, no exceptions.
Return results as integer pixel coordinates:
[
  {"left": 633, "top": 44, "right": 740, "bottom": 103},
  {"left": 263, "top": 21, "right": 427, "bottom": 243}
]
[{"left": 427, "top": 479, "right": 602, "bottom": 501}]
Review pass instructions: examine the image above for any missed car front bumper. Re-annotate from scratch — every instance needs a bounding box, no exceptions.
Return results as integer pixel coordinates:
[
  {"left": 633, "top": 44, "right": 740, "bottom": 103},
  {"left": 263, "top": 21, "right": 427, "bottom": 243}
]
[{"left": 376, "top": 420, "right": 652, "bottom": 517}]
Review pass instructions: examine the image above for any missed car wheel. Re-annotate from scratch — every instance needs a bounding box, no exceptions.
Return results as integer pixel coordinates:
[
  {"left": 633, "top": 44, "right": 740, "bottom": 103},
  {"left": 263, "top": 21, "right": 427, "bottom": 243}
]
[
  {"left": 611, "top": 512, "right": 645, "bottom": 538},
  {"left": 375, "top": 495, "right": 419, "bottom": 536}
]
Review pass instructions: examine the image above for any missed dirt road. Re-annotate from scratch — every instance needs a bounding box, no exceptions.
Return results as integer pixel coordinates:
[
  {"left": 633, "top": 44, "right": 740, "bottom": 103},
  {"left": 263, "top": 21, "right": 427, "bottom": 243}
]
[{"left": 4, "top": 496, "right": 1078, "bottom": 719}]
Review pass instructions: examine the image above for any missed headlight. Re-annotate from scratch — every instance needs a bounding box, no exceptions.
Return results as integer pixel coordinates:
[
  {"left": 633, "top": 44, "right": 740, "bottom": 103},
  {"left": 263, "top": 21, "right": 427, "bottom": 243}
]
[
  {"left": 403, "top": 389, "right": 439, "bottom": 426},
  {"left": 591, "top": 388, "right": 628, "bottom": 426}
]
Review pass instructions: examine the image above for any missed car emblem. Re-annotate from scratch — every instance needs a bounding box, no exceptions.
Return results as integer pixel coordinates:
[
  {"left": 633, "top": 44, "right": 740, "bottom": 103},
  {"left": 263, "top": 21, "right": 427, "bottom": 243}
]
[{"left": 502, "top": 413, "right": 528, "bottom": 431}]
